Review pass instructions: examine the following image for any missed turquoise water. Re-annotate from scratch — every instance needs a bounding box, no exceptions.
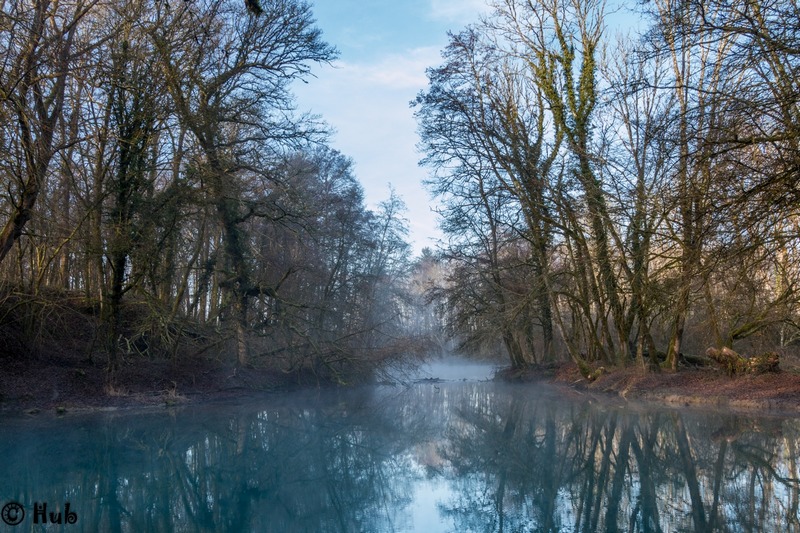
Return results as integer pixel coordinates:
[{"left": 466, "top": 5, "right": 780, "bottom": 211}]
[{"left": 0, "top": 373, "right": 798, "bottom": 532}]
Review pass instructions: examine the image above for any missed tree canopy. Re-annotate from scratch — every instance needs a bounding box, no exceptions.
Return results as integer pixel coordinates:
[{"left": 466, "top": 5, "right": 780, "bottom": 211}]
[{"left": 415, "top": 0, "right": 800, "bottom": 373}]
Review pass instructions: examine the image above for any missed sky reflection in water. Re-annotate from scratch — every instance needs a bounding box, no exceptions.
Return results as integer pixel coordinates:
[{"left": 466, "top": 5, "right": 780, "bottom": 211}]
[{"left": 0, "top": 368, "right": 798, "bottom": 532}]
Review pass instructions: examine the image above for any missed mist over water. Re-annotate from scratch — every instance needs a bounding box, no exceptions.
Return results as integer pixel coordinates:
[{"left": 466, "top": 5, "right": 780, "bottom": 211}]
[{"left": 410, "top": 354, "right": 501, "bottom": 382}]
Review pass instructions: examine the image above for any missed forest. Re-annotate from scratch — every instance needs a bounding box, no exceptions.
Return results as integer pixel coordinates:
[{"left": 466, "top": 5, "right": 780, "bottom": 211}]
[
  {"left": 1, "top": 0, "right": 799, "bottom": 394},
  {"left": 0, "top": 0, "right": 418, "bottom": 388},
  {"left": 414, "top": 0, "right": 800, "bottom": 376}
]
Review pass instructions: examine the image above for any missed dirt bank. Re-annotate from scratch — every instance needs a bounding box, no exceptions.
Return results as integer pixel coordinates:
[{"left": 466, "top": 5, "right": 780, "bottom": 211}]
[
  {"left": 499, "top": 362, "right": 800, "bottom": 414},
  {"left": 6, "top": 334, "right": 800, "bottom": 416},
  {"left": 0, "top": 290, "right": 405, "bottom": 414},
  {"left": 0, "top": 349, "right": 325, "bottom": 414}
]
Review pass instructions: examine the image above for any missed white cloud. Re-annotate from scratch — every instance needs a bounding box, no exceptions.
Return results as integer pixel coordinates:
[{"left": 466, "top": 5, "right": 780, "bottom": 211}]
[
  {"left": 428, "top": 0, "right": 492, "bottom": 23},
  {"left": 331, "top": 47, "right": 440, "bottom": 90}
]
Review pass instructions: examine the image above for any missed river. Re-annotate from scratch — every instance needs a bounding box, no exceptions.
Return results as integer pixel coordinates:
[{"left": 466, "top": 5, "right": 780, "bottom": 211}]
[{"left": 0, "top": 358, "right": 798, "bottom": 532}]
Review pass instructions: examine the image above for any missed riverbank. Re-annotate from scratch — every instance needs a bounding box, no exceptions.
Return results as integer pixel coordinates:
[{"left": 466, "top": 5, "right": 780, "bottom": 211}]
[
  {"left": 0, "top": 351, "right": 319, "bottom": 413},
  {"left": 498, "top": 361, "right": 800, "bottom": 414},
  {"left": 0, "top": 290, "right": 397, "bottom": 414},
  {"left": 5, "top": 340, "right": 800, "bottom": 416}
]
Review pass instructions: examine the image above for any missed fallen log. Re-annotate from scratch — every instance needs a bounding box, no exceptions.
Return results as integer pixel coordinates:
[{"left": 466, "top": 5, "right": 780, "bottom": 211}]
[{"left": 705, "top": 347, "right": 780, "bottom": 375}]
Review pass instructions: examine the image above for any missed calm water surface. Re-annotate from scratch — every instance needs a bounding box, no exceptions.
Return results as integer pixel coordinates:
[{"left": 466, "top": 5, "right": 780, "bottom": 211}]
[{"left": 1, "top": 362, "right": 799, "bottom": 532}]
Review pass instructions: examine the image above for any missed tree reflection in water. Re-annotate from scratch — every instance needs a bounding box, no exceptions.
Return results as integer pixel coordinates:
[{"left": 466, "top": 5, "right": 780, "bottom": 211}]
[
  {"left": 0, "top": 383, "right": 798, "bottom": 532},
  {"left": 438, "top": 386, "right": 800, "bottom": 532}
]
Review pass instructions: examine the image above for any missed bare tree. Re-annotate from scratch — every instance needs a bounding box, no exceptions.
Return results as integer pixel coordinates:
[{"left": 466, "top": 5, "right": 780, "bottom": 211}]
[
  {"left": 600, "top": 36, "right": 674, "bottom": 368},
  {"left": 0, "top": 0, "right": 100, "bottom": 265},
  {"left": 494, "top": 0, "right": 637, "bottom": 365},
  {"left": 414, "top": 26, "right": 561, "bottom": 366},
  {"left": 148, "top": 0, "right": 335, "bottom": 364}
]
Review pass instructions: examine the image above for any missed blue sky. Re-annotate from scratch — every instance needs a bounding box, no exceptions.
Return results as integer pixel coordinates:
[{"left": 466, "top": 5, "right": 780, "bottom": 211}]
[{"left": 293, "top": 0, "right": 493, "bottom": 256}]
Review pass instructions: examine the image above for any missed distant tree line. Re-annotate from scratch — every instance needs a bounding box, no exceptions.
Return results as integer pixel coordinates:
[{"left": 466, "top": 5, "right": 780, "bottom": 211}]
[
  {"left": 414, "top": 0, "right": 800, "bottom": 373},
  {"left": 0, "top": 0, "right": 413, "bottom": 382}
]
